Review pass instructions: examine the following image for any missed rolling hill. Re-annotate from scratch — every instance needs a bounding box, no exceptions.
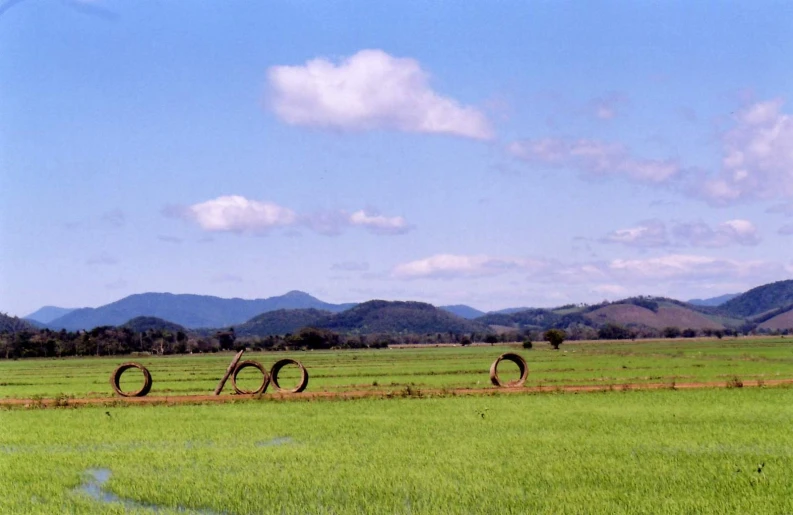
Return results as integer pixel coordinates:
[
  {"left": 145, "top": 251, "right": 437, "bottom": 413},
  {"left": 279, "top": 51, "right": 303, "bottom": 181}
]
[
  {"left": 234, "top": 309, "right": 333, "bottom": 337},
  {"left": 583, "top": 302, "right": 723, "bottom": 330},
  {"left": 45, "top": 291, "right": 357, "bottom": 330},
  {"left": 720, "top": 280, "right": 793, "bottom": 318},
  {"left": 758, "top": 308, "right": 793, "bottom": 331},
  {"left": 313, "top": 300, "right": 487, "bottom": 335},
  {"left": 120, "top": 316, "right": 188, "bottom": 333}
]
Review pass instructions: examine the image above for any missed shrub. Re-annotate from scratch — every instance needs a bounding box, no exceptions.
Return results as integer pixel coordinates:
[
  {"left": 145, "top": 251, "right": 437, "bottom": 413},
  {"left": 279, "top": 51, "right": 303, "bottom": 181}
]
[
  {"left": 522, "top": 340, "right": 533, "bottom": 349},
  {"left": 543, "top": 329, "right": 566, "bottom": 350}
]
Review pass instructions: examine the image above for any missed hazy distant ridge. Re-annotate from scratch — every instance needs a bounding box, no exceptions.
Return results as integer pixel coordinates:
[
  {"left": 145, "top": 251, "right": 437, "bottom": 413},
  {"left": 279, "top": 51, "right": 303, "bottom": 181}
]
[{"left": 46, "top": 291, "right": 356, "bottom": 330}]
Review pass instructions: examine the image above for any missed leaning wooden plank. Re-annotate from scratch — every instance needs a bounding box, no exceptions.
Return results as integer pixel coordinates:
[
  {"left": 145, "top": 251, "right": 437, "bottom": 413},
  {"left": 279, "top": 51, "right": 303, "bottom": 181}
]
[{"left": 213, "top": 349, "right": 245, "bottom": 395}]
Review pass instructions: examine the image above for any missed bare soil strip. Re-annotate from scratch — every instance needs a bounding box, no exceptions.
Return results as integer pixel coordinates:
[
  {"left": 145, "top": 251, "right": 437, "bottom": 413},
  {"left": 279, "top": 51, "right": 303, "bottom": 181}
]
[{"left": 2, "top": 378, "right": 793, "bottom": 408}]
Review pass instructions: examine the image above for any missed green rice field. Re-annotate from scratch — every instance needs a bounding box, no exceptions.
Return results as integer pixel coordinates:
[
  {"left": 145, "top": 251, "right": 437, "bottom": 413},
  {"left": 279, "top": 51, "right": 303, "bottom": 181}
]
[
  {"left": 1, "top": 338, "right": 793, "bottom": 513},
  {"left": 1, "top": 337, "right": 792, "bottom": 400}
]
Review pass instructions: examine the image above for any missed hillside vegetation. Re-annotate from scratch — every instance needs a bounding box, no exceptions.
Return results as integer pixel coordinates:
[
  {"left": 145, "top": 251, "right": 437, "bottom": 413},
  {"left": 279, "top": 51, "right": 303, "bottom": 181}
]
[
  {"left": 0, "top": 313, "right": 36, "bottom": 333},
  {"left": 234, "top": 309, "right": 332, "bottom": 337},
  {"left": 720, "top": 280, "right": 793, "bottom": 317},
  {"left": 313, "top": 300, "right": 486, "bottom": 335}
]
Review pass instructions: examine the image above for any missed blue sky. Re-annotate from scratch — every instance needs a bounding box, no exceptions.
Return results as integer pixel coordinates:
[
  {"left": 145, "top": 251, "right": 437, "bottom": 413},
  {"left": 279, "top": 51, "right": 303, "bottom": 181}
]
[{"left": 2, "top": 0, "right": 792, "bottom": 316}]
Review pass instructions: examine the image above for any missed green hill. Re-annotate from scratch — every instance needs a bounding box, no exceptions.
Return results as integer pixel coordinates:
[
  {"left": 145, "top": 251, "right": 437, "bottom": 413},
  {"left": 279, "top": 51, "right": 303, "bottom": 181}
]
[
  {"left": 720, "top": 280, "right": 793, "bottom": 318},
  {"left": 234, "top": 309, "right": 332, "bottom": 337},
  {"left": 120, "top": 316, "right": 187, "bottom": 333},
  {"left": 315, "top": 300, "right": 487, "bottom": 335},
  {"left": 0, "top": 313, "right": 36, "bottom": 333}
]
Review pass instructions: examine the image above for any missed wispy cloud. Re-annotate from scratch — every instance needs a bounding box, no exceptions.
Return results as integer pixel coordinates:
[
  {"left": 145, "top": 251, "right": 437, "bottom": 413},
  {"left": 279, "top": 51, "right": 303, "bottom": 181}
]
[
  {"left": 390, "top": 252, "right": 789, "bottom": 292},
  {"left": 331, "top": 261, "right": 370, "bottom": 272},
  {"left": 267, "top": 49, "right": 493, "bottom": 140},
  {"left": 508, "top": 138, "right": 682, "bottom": 183},
  {"left": 85, "top": 253, "right": 119, "bottom": 266},
  {"left": 588, "top": 92, "right": 629, "bottom": 120},
  {"left": 672, "top": 219, "right": 760, "bottom": 247},
  {"left": 212, "top": 273, "right": 243, "bottom": 284},
  {"left": 392, "top": 254, "right": 546, "bottom": 280},
  {"left": 166, "top": 195, "right": 413, "bottom": 237},
  {"left": 767, "top": 202, "right": 793, "bottom": 217},
  {"left": 101, "top": 209, "right": 126, "bottom": 228},
  {"left": 779, "top": 224, "right": 793, "bottom": 236},
  {"left": 600, "top": 219, "right": 670, "bottom": 247},
  {"left": 157, "top": 235, "right": 183, "bottom": 244},
  {"left": 601, "top": 219, "right": 760, "bottom": 248}
]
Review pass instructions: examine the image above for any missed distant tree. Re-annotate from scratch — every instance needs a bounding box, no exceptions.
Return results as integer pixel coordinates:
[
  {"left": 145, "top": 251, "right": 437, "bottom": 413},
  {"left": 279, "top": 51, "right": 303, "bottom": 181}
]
[
  {"left": 663, "top": 326, "right": 681, "bottom": 339},
  {"left": 216, "top": 329, "right": 236, "bottom": 350},
  {"left": 522, "top": 340, "right": 533, "bottom": 349},
  {"left": 681, "top": 328, "right": 698, "bottom": 338},
  {"left": 597, "top": 323, "right": 633, "bottom": 340},
  {"left": 460, "top": 337, "right": 472, "bottom": 346},
  {"left": 543, "top": 329, "right": 566, "bottom": 350},
  {"left": 484, "top": 334, "right": 498, "bottom": 346}
]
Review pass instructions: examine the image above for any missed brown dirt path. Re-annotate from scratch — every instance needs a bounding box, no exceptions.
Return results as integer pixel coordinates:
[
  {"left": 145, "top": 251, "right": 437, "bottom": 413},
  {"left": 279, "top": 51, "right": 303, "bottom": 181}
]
[{"left": 2, "top": 378, "right": 792, "bottom": 408}]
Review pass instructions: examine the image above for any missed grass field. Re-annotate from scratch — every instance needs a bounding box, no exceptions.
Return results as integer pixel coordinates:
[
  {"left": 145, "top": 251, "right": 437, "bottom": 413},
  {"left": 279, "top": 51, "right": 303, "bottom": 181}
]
[
  {"left": 1, "top": 338, "right": 793, "bottom": 513},
  {"left": 1, "top": 388, "right": 793, "bottom": 513},
  {"left": 1, "top": 337, "right": 792, "bottom": 400}
]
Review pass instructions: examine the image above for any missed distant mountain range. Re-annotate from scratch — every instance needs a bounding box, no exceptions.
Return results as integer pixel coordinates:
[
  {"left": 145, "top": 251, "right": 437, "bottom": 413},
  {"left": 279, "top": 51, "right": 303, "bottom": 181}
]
[
  {"left": 35, "top": 291, "right": 356, "bottom": 331},
  {"left": 439, "top": 305, "right": 485, "bottom": 319},
  {"left": 686, "top": 293, "right": 741, "bottom": 307},
  {"left": 12, "top": 279, "right": 793, "bottom": 335},
  {"left": 24, "top": 306, "right": 77, "bottom": 324}
]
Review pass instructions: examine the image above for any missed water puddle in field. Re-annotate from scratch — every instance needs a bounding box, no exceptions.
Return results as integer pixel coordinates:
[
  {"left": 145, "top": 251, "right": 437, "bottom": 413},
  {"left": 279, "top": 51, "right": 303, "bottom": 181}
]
[
  {"left": 76, "top": 468, "right": 224, "bottom": 514},
  {"left": 255, "top": 436, "right": 293, "bottom": 447}
]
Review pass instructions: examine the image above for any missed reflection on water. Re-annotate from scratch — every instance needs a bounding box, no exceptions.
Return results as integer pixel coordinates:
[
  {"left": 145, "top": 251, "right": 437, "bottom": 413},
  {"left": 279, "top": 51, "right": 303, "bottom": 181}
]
[
  {"left": 255, "top": 436, "right": 293, "bottom": 447},
  {"left": 76, "top": 468, "right": 223, "bottom": 514}
]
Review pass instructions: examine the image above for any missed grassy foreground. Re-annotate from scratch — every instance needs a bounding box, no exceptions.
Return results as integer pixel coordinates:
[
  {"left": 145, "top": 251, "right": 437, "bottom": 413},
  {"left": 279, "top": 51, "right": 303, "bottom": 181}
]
[
  {"left": 1, "top": 337, "right": 793, "bottom": 399},
  {"left": 1, "top": 388, "right": 793, "bottom": 514}
]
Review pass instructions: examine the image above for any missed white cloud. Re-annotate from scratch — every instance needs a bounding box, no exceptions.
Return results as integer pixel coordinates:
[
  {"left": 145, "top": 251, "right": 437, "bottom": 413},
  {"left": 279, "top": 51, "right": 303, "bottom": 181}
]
[
  {"left": 171, "top": 196, "right": 412, "bottom": 236},
  {"left": 600, "top": 220, "right": 669, "bottom": 247},
  {"left": 392, "top": 254, "right": 544, "bottom": 280},
  {"left": 187, "top": 195, "right": 297, "bottom": 233},
  {"left": 608, "top": 254, "right": 775, "bottom": 281},
  {"left": 671, "top": 219, "right": 760, "bottom": 247},
  {"left": 601, "top": 219, "right": 760, "bottom": 248},
  {"left": 779, "top": 223, "right": 793, "bottom": 236},
  {"left": 391, "top": 252, "right": 789, "bottom": 301},
  {"left": 699, "top": 99, "right": 793, "bottom": 203},
  {"left": 267, "top": 49, "right": 493, "bottom": 139},
  {"left": 508, "top": 138, "right": 681, "bottom": 183},
  {"left": 349, "top": 210, "right": 411, "bottom": 235}
]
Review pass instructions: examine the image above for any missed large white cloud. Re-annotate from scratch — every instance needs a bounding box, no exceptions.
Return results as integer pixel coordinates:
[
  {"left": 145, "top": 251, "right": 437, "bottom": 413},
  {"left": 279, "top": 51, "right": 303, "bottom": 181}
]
[
  {"left": 171, "top": 196, "right": 412, "bottom": 236},
  {"left": 508, "top": 138, "right": 681, "bottom": 183},
  {"left": 699, "top": 99, "right": 793, "bottom": 203},
  {"left": 187, "top": 196, "right": 297, "bottom": 232},
  {"left": 267, "top": 49, "right": 493, "bottom": 139}
]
